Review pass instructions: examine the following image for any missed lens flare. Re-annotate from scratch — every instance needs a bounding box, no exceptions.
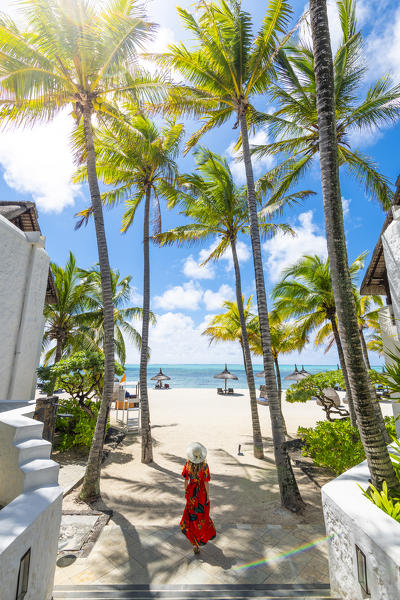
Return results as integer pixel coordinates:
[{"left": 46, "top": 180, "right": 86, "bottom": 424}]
[{"left": 234, "top": 534, "right": 333, "bottom": 570}]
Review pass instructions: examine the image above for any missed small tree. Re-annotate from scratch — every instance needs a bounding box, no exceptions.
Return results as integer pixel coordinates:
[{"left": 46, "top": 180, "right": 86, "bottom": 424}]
[
  {"left": 38, "top": 352, "right": 123, "bottom": 418},
  {"left": 286, "top": 371, "right": 350, "bottom": 421}
]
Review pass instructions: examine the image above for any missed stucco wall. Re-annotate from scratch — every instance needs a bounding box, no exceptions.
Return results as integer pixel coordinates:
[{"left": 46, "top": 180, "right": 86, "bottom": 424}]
[
  {"left": 0, "top": 485, "right": 62, "bottom": 600},
  {"left": 382, "top": 208, "right": 400, "bottom": 341},
  {"left": 322, "top": 448, "right": 400, "bottom": 599},
  {"left": 0, "top": 216, "right": 49, "bottom": 401}
]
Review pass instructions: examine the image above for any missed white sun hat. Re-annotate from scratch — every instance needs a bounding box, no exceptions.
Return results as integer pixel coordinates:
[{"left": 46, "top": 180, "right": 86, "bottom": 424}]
[{"left": 186, "top": 442, "right": 207, "bottom": 464}]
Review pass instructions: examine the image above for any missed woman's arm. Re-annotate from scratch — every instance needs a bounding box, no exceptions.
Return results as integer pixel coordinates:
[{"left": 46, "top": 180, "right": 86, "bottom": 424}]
[
  {"left": 185, "top": 479, "right": 188, "bottom": 494},
  {"left": 205, "top": 481, "right": 209, "bottom": 498}
]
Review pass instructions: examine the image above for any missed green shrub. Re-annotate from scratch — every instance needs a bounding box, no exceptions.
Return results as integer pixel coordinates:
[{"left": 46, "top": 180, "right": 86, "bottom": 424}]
[
  {"left": 56, "top": 397, "right": 107, "bottom": 451},
  {"left": 298, "top": 420, "right": 365, "bottom": 475},
  {"left": 298, "top": 418, "right": 398, "bottom": 475}
]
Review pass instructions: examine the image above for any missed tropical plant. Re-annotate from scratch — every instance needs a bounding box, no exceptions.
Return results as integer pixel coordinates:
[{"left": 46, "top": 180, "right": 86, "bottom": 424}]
[
  {"left": 55, "top": 398, "right": 103, "bottom": 452},
  {"left": 286, "top": 370, "right": 350, "bottom": 421},
  {"left": 156, "top": 149, "right": 304, "bottom": 457},
  {"left": 298, "top": 419, "right": 365, "bottom": 475},
  {"left": 254, "top": 0, "right": 400, "bottom": 210},
  {"left": 375, "top": 347, "right": 400, "bottom": 397},
  {"left": 149, "top": 0, "right": 305, "bottom": 512},
  {"left": 308, "top": 0, "right": 398, "bottom": 492},
  {"left": 272, "top": 253, "right": 364, "bottom": 425},
  {"left": 318, "top": 291, "right": 383, "bottom": 370},
  {"left": 75, "top": 113, "right": 183, "bottom": 464},
  {"left": 38, "top": 352, "right": 123, "bottom": 417},
  {"left": 77, "top": 266, "right": 151, "bottom": 366},
  {"left": 361, "top": 480, "right": 400, "bottom": 524},
  {"left": 0, "top": 0, "right": 163, "bottom": 501},
  {"left": 42, "top": 252, "right": 91, "bottom": 365}
]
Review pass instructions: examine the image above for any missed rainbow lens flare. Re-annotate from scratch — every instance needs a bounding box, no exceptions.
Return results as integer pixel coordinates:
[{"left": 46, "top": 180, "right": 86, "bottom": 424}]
[{"left": 234, "top": 534, "right": 333, "bottom": 570}]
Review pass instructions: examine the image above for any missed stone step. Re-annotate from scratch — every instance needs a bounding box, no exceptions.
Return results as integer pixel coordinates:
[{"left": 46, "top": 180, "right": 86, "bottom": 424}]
[
  {"left": 20, "top": 457, "right": 59, "bottom": 490},
  {"left": 15, "top": 437, "right": 52, "bottom": 462},
  {"left": 53, "top": 584, "right": 338, "bottom": 599}
]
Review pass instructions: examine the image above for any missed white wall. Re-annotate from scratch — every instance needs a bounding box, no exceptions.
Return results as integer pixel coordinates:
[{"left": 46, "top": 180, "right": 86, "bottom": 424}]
[
  {"left": 322, "top": 449, "right": 400, "bottom": 600},
  {"left": 382, "top": 207, "right": 400, "bottom": 341},
  {"left": 0, "top": 216, "right": 49, "bottom": 401},
  {"left": 0, "top": 485, "right": 62, "bottom": 600}
]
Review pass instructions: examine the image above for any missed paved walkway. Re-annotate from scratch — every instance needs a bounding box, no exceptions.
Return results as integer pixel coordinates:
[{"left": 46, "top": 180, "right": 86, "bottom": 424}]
[{"left": 56, "top": 389, "right": 333, "bottom": 586}]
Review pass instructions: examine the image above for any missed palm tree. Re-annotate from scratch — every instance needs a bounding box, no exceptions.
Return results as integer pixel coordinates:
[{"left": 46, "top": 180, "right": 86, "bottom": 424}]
[
  {"left": 0, "top": 0, "right": 161, "bottom": 500},
  {"left": 250, "top": 310, "right": 306, "bottom": 434},
  {"left": 77, "top": 266, "right": 151, "bottom": 367},
  {"left": 75, "top": 112, "right": 183, "bottom": 464},
  {"left": 157, "top": 148, "right": 309, "bottom": 454},
  {"left": 42, "top": 252, "right": 91, "bottom": 365},
  {"left": 254, "top": 0, "right": 400, "bottom": 210},
  {"left": 309, "top": 0, "right": 398, "bottom": 491},
  {"left": 150, "top": 0, "right": 305, "bottom": 511},
  {"left": 272, "top": 254, "right": 367, "bottom": 425}
]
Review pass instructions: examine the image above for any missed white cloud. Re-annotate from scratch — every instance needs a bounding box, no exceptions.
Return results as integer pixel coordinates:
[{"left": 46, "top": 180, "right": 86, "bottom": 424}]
[
  {"left": 126, "top": 311, "right": 244, "bottom": 364},
  {"left": 183, "top": 254, "right": 216, "bottom": 280},
  {"left": 263, "top": 211, "right": 327, "bottom": 283},
  {"left": 364, "top": 6, "right": 400, "bottom": 83},
  {"left": 227, "top": 129, "right": 275, "bottom": 184},
  {"left": 154, "top": 281, "right": 203, "bottom": 311},
  {"left": 342, "top": 197, "right": 351, "bottom": 218},
  {"left": 203, "top": 284, "right": 235, "bottom": 311},
  {"left": 0, "top": 111, "right": 81, "bottom": 213}
]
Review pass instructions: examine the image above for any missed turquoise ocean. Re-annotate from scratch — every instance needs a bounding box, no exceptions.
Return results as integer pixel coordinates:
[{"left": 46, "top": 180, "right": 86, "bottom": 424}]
[{"left": 123, "top": 363, "right": 382, "bottom": 390}]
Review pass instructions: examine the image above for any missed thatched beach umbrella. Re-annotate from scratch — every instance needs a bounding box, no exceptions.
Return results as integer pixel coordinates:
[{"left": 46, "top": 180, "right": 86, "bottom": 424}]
[
  {"left": 284, "top": 364, "right": 306, "bottom": 382},
  {"left": 299, "top": 365, "right": 311, "bottom": 377},
  {"left": 151, "top": 368, "right": 171, "bottom": 389},
  {"left": 213, "top": 364, "right": 238, "bottom": 393}
]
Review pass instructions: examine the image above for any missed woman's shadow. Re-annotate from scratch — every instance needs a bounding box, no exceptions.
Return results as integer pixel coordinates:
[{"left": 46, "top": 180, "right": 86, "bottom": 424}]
[{"left": 194, "top": 543, "right": 236, "bottom": 570}]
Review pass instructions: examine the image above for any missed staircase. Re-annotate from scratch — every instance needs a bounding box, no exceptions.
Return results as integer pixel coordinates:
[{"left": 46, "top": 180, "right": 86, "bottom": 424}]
[{"left": 53, "top": 583, "right": 340, "bottom": 599}]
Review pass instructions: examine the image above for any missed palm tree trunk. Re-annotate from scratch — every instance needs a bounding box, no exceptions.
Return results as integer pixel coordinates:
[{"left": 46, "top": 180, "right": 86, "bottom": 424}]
[
  {"left": 310, "top": 0, "right": 397, "bottom": 491},
  {"left": 80, "top": 108, "right": 115, "bottom": 502},
  {"left": 328, "top": 313, "right": 357, "bottom": 426},
  {"left": 273, "top": 355, "right": 288, "bottom": 436},
  {"left": 54, "top": 338, "right": 63, "bottom": 363},
  {"left": 239, "top": 109, "right": 305, "bottom": 512},
  {"left": 140, "top": 186, "right": 153, "bottom": 464},
  {"left": 231, "top": 237, "right": 264, "bottom": 459},
  {"left": 360, "top": 327, "right": 371, "bottom": 369}
]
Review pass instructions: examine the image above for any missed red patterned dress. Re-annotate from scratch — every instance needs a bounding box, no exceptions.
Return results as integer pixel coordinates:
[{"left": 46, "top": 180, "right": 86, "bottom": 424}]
[{"left": 180, "top": 461, "right": 216, "bottom": 546}]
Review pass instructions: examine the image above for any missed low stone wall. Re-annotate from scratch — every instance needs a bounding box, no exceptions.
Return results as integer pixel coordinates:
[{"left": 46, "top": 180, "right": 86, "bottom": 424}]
[{"left": 322, "top": 448, "right": 400, "bottom": 599}]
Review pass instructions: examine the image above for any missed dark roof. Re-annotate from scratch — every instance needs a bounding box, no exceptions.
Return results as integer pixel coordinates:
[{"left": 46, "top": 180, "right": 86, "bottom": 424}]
[
  {"left": 360, "top": 176, "right": 400, "bottom": 297},
  {"left": 0, "top": 201, "right": 58, "bottom": 303}
]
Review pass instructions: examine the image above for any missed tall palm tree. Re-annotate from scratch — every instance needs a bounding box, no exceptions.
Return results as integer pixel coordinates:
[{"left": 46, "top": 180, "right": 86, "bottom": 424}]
[
  {"left": 157, "top": 148, "right": 307, "bottom": 456},
  {"left": 250, "top": 310, "right": 306, "bottom": 434},
  {"left": 0, "top": 0, "right": 161, "bottom": 500},
  {"left": 272, "top": 254, "right": 366, "bottom": 425},
  {"left": 150, "top": 0, "right": 305, "bottom": 511},
  {"left": 42, "top": 252, "right": 91, "bottom": 365},
  {"left": 309, "top": 0, "right": 398, "bottom": 491},
  {"left": 254, "top": 0, "right": 400, "bottom": 210},
  {"left": 77, "top": 266, "right": 151, "bottom": 367},
  {"left": 75, "top": 113, "right": 183, "bottom": 463}
]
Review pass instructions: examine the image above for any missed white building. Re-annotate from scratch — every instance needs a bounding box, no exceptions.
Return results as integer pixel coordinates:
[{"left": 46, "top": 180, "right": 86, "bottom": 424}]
[{"left": 0, "top": 202, "right": 62, "bottom": 600}]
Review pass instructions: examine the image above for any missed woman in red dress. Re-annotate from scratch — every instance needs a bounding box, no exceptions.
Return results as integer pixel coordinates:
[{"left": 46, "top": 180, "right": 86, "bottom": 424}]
[{"left": 180, "top": 442, "right": 216, "bottom": 554}]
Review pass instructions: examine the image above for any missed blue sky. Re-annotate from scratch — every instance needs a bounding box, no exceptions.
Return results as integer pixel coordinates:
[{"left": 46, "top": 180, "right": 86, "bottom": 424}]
[{"left": 0, "top": 0, "right": 399, "bottom": 365}]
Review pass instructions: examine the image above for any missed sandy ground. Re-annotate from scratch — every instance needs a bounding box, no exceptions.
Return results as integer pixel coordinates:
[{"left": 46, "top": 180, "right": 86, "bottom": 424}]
[{"left": 55, "top": 389, "right": 394, "bottom": 586}]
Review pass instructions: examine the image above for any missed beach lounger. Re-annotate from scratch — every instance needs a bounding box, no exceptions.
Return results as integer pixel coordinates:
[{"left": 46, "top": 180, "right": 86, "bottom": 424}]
[
  {"left": 217, "top": 388, "right": 223, "bottom": 394},
  {"left": 228, "top": 388, "right": 234, "bottom": 394}
]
